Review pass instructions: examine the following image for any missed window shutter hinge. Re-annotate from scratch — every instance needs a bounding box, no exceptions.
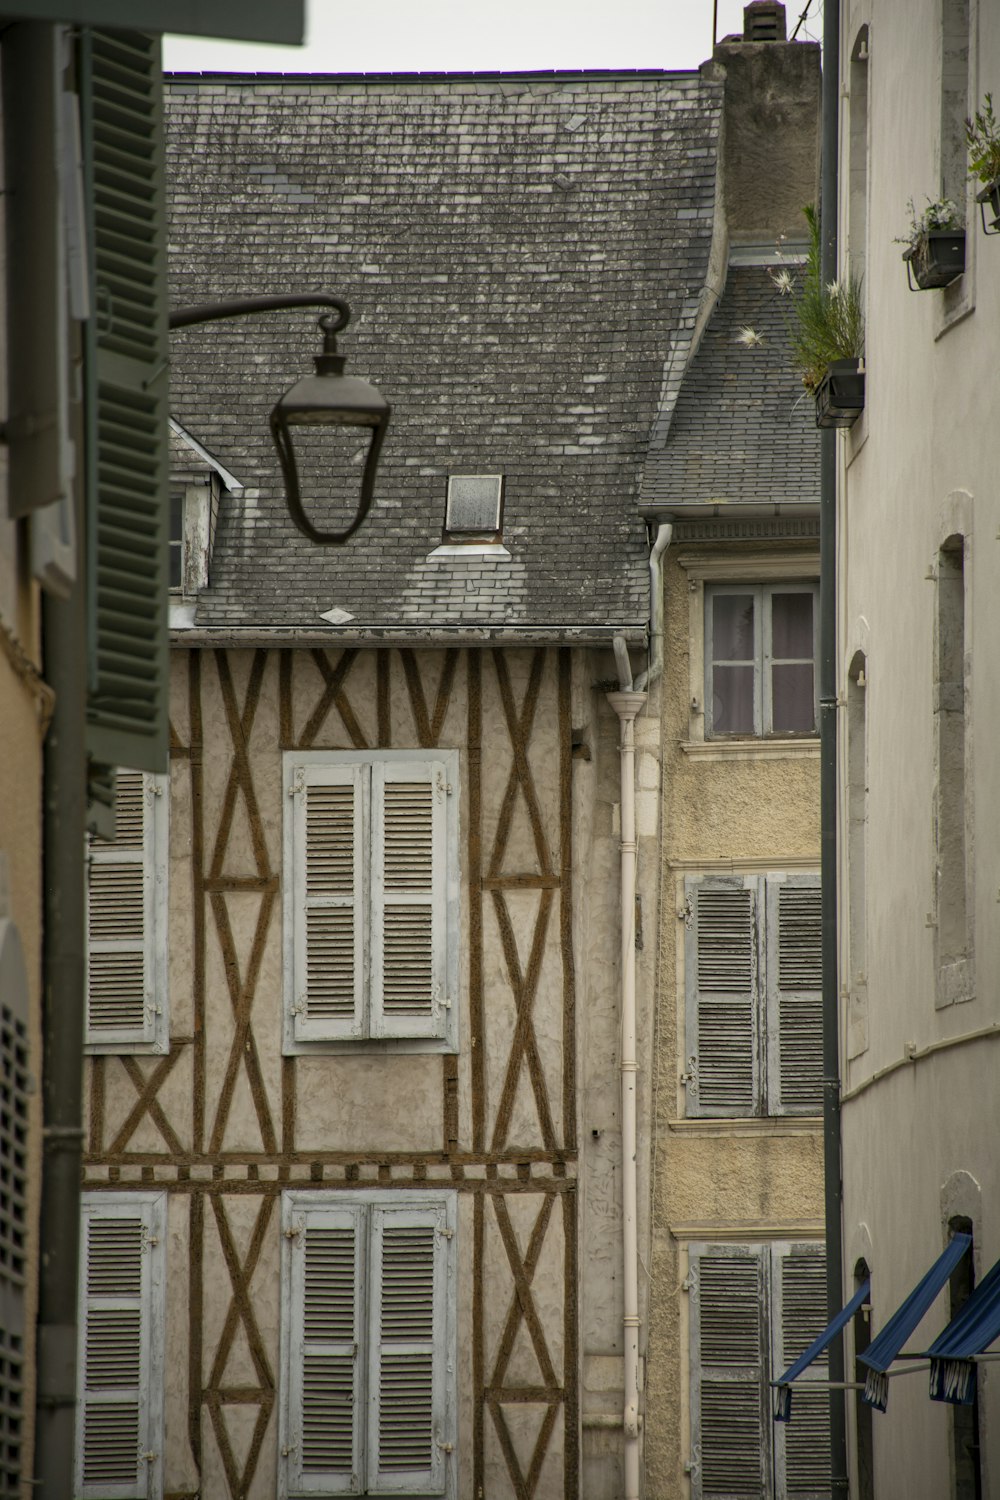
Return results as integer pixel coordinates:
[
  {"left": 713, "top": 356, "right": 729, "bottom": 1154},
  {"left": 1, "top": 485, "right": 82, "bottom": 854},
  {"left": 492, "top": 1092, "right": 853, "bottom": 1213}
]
[
  {"left": 437, "top": 1439, "right": 455, "bottom": 1454},
  {"left": 142, "top": 1451, "right": 158, "bottom": 1464},
  {"left": 289, "top": 769, "right": 305, "bottom": 797},
  {"left": 149, "top": 781, "right": 164, "bottom": 799},
  {"left": 438, "top": 1226, "right": 455, "bottom": 1240},
  {"left": 284, "top": 1225, "right": 302, "bottom": 1239},
  {"left": 681, "top": 1275, "right": 692, "bottom": 1292},
  {"left": 681, "top": 1057, "right": 698, "bottom": 1092},
  {"left": 679, "top": 897, "right": 693, "bottom": 929}
]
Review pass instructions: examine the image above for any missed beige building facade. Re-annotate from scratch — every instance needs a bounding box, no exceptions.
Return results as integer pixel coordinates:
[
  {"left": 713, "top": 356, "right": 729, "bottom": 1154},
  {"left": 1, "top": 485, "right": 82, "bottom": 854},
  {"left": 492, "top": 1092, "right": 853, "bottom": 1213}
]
[{"left": 836, "top": 0, "right": 1000, "bottom": 1494}]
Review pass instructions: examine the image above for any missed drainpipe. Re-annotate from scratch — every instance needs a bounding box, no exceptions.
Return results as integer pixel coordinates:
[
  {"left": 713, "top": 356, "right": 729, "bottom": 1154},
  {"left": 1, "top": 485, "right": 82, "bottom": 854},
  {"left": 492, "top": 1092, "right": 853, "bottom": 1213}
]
[
  {"left": 820, "top": 0, "right": 848, "bottom": 1492},
  {"left": 633, "top": 523, "right": 672, "bottom": 692},
  {"left": 606, "top": 685, "right": 647, "bottom": 1500}
]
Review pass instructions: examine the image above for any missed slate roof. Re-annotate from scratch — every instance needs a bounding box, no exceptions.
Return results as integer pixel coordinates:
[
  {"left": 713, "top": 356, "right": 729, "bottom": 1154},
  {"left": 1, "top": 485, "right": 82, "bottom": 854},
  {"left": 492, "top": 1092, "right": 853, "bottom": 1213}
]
[
  {"left": 641, "top": 261, "right": 820, "bottom": 510},
  {"left": 164, "top": 70, "right": 722, "bottom": 638}
]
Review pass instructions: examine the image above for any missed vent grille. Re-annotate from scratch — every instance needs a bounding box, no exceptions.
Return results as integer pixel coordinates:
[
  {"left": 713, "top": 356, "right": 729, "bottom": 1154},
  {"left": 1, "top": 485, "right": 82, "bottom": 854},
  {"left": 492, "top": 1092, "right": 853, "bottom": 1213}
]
[
  {"left": 0, "top": 1004, "right": 29, "bottom": 1284},
  {"left": 697, "top": 888, "right": 755, "bottom": 991},
  {"left": 777, "top": 885, "right": 822, "bottom": 990}
]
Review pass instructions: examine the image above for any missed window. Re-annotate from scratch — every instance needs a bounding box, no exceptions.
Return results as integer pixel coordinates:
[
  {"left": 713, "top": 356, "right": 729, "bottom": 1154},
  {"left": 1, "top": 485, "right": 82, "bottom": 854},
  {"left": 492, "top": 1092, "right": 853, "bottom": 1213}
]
[
  {"left": 278, "top": 1190, "right": 457, "bottom": 1499},
  {"left": 705, "top": 584, "right": 817, "bottom": 737},
  {"left": 948, "top": 1219, "right": 983, "bottom": 1500},
  {"left": 848, "top": 29, "right": 870, "bottom": 284},
  {"left": 443, "top": 474, "right": 503, "bottom": 543},
  {"left": 683, "top": 873, "right": 822, "bottom": 1117},
  {"left": 689, "top": 1241, "right": 829, "bottom": 1500},
  {"left": 168, "top": 489, "right": 184, "bottom": 591},
  {"left": 283, "top": 751, "right": 459, "bottom": 1053},
  {"left": 935, "top": 537, "right": 971, "bottom": 1005},
  {"left": 846, "top": 655, "right": 868, "bottom": 1053},
  {"left": 85, "top": 768, "right": 169, "bottom": 1053},
  {"left": 75, "top": 1192, "right": 166, "bottom": 1500},
  {"left": 167, "top": 478, "right": 218, "bottom": 597}
]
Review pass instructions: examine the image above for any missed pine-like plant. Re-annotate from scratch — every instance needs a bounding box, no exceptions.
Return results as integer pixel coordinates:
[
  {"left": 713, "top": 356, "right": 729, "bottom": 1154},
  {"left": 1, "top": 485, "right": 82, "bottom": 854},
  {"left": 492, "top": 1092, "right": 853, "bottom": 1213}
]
[
  {"left": 966, "top": 93, "right": 1000, "bottom": 187},
  {"left": 782, "top": 206, "right": 865, "bottom": 395}
]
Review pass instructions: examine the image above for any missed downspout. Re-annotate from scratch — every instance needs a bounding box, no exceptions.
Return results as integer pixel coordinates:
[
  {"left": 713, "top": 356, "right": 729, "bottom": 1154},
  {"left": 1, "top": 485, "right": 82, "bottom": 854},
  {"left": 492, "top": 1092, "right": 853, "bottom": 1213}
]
[
  {"left": 607, "top": 673, "right": 647, "bottom": 1500},
  {"left": 820, "top": 0, "right": 848, "bottom": 1491},
  {"left": 633, "top": 523, "right": 672, "bottom": 692}
]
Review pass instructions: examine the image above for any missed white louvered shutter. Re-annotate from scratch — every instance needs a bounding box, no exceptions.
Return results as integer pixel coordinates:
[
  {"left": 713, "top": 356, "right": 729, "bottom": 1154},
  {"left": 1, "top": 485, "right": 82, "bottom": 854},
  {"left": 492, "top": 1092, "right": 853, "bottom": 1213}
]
[
  {"left": 76, "top": 1194, "right": 164, "bottom": 1500},
  {"left": 771, "top": 1244, "right": 831, "bottom": 1500},
  {"left": 690, "top": 1244, "right": 767, "bottom": 1500},
  {"left": 86, "top": 769, "right": 167, "bottom": 1050},
  {"left": 291, "top": 763, "right": 365, "bottom": 1041},
  {"left": 367, "top": 1202, "right": 451, "bottom": 1495},
  {"left": 765, "top": 875, "right": 823, "bottom": 1115},
  {"left": 685, "top": 876, "right": 762, "bottom": 1116},
  {"left": 370, "top": 761, "right": 448, "bottom": 1040},
  {"left": 282, "top": 1200, "right": 365, "bottom": 1496}
]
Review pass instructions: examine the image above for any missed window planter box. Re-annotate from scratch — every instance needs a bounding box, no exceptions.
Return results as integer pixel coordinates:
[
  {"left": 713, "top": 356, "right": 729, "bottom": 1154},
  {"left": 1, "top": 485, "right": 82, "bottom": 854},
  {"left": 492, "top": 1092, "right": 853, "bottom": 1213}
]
[
  {"left": 976, "top": 178, "right": 1000, "bottom": 235},
  {"left": 903, "top": 229, "right": 966, "bottom": 289},
  {"left": 814, "top": 359, "right": 865, "bottom": 429}
]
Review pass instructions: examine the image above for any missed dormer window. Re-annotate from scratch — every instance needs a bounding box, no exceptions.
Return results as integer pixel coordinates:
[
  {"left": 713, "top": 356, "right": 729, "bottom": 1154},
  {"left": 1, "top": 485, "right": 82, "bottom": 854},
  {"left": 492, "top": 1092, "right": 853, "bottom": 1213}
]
[
  {"left": 168, "top": 478, "right": 218, "bottom": 597},
  {"left": 444, "top": 474, "right": 504, "bottom": 544}
]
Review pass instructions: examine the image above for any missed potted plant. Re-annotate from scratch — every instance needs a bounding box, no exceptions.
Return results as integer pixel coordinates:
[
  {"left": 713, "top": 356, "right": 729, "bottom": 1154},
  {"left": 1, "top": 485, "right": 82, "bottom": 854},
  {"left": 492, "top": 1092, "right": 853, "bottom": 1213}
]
[
  {"left": 778, "top": 205, "right": 865, "bottom": 429},
  {"left": 966, "top": 93, "right": 1000, "bottom": 233},
  {"left": 899, "top": 198, "right": 965, "bottom": 289}
]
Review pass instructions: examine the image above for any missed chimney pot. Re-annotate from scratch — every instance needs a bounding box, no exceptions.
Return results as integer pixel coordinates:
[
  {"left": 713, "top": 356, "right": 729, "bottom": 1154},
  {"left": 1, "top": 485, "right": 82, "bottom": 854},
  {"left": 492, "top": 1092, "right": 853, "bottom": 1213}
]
[{"left": 743, "top": 1, "right": 787, "bottom": 41}]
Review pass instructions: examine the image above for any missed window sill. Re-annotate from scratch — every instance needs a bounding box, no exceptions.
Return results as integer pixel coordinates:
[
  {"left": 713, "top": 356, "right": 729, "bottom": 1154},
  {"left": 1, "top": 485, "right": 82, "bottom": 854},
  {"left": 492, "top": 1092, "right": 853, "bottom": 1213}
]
[
  {"left": 284, "top": 1035, "right": 457, "bottom": 1057},
  {"left": 681, "top": 737, "right": 820, "bottom": 762},
  {"left": 668, "top": 1116, "right": 822, "bottom": 1136}
]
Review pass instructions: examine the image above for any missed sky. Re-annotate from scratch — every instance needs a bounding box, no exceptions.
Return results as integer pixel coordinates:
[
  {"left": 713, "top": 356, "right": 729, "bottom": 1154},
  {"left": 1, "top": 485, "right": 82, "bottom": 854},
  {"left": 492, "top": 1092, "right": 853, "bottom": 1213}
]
[{"left": 164, "top": 0, "right": 822, "bottom": 76}]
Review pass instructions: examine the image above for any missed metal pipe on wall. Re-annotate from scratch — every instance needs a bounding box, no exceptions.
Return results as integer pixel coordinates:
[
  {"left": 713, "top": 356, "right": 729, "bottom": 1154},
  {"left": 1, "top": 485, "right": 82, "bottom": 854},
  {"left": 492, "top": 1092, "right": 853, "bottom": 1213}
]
[
  {"left": 819, "top": 0, "right": 848, "bottom": 1490},
  {"left": 606, "top": 687, "right": 648, "bottom": 1500}
]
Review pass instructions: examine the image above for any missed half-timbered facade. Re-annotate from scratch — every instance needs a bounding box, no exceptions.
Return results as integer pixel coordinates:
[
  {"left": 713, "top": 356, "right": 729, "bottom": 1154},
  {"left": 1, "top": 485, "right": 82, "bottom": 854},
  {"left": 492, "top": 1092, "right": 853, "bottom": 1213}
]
[{"left": 77, "top": 64, "right": 724, "bottom": 1500}]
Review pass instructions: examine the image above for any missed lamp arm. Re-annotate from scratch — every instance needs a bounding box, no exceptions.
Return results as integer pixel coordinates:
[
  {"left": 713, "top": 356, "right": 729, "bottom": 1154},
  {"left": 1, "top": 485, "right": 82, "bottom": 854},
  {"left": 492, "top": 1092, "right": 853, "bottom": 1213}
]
[{"left": 168, "top": 293, "right": 350, "bottom": 333}]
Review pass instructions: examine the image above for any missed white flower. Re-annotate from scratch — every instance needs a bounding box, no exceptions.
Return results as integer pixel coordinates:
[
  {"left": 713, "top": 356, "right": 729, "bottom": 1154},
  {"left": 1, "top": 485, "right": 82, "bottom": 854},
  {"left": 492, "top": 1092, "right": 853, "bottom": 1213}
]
[
  {"left": 827, "top": 280, "right": 844, "bottom": 297},
  {"left": 735, "top": 325, "right": 765, "bottom": 347},
  {"left": 769, "top": 267, "right": 794, "bottom": 295}
]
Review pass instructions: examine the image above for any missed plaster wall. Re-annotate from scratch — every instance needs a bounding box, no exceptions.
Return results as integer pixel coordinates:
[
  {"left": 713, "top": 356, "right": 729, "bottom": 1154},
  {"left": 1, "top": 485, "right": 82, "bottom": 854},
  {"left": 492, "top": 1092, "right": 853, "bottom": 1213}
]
[
  {"left": 645, "top": 545, "right": 823, "bottom": 1496},
  {"left": 83, "top": 642, "right": 659, "bottom": 1500},
  {"left": 836, "top": 1, "right": 1000, "bottom": 1494}
]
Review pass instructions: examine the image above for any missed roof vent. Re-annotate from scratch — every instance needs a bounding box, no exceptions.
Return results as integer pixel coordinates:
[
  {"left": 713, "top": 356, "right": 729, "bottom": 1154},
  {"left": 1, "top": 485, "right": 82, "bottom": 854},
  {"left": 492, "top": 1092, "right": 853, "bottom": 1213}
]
[
  {"left": 743, "top": 1, "right": 787, "bottom": 41},
  {"left": 444, "top": 474, "right": 504, "bottom": 541}
]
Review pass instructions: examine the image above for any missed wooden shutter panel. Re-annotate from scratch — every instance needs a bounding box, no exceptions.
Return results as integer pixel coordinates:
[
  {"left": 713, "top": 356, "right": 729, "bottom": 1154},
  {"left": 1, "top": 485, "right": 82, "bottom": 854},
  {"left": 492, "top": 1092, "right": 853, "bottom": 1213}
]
[
  {"left": 86, "top": 769, "right": 167, "bottom": 1050},
  {"left": 765, "top": 875, "right": 823, "bottom": 1115},
  {"left": 367, "top": 1201, "right": 451, "bottom": 1495},
  {"left": 81, "top": 28, "right": 169, "bottom": 774},
  {"left": 370, "top": 761, "right": 448, "bottom": 1041},
  {"left": 685, "top": 875, "right": 761, "bottom": 1116},
  {"left": 76, "top": 1193, "right": 165, "bottom": 1500},
  {"left": 689, "top": 1244, "right": 767, "bottom": 1500},
  {"left": 771, "top": 1243, "right": 831, "bottom": 1500},
  {"left": 289, "top": 763, "right": 365, "bottom": 1042},
  {"left": 281, "top": 1198, "right": 365, "bottom": 1497},
  {"left": 0, "top": 920, "right": 30, "bottom": 1496}
]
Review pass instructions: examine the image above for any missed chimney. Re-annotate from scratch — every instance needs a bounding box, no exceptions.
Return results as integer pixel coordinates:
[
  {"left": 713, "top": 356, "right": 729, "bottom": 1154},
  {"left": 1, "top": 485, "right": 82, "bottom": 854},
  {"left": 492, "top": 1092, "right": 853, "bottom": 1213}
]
[{"left": 743, "top": 1, "right": 787, "bottom": 42}]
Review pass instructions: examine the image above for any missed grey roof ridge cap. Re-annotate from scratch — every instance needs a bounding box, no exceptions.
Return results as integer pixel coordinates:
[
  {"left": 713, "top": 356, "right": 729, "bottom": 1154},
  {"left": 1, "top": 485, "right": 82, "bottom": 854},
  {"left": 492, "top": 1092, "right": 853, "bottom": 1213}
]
[
  {"left": 639, "top": 501, "right": 819, "bottom": 519},
  {"left": 171, "top": 624, "right": 648, "bottom": 648},
  {"left": 169, "top": 418, "right": 244, "bottom": 494},
  {"left": 164, "top": 67, "right": 703, "bottom": 84}
]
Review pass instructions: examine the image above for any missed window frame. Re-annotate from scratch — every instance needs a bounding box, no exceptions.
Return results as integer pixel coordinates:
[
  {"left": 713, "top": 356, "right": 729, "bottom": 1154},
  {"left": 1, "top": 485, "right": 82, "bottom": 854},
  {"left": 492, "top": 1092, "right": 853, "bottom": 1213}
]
[
  {"left": 75, "top": 1191, "right": 166, "bottom": 1500},
  {"left": 704, "top": 581, "right": 819, "bottom": 740},
  {"left": 278, "top": 1188, "right": 458, "bottom": 1500},
  {"left": 687, "top": 1239, "right": 829, "bottom": 1500},
  {"left": 282, "top": 749, "right": 460, "bottom": 1056},
  {"left": 85, "top": 769, "right": 169, "bottom": 1055},
  {"left": 683, "top": 871, "right": 822, "bottom": 1119}
]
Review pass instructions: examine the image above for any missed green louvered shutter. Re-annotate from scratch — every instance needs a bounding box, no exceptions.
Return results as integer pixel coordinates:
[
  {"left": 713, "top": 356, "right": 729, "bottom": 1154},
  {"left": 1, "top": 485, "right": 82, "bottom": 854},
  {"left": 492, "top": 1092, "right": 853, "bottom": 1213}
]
[
  {"left": 689, "top": 1244, "right": 768, "bottom": 1499},
  {"left": 771, "top": 1244, "right": 831, "bottom": 1499},
  {"left": 81, "top": 28, "right": 168, "bottom": 775}
]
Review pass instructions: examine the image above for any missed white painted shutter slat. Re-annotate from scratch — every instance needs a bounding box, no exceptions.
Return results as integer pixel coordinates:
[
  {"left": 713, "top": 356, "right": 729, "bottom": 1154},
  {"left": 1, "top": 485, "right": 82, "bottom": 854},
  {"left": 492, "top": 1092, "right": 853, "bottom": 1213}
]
[
  {"left": 367, "top": 1203, "right": 449, "bottom": 1495},
  {"left": 690, "top": 1244, "right": 767, "bottom": 1500},
  {"left": 293, "top": 765, "right": 365, "bottom": 1041},
  {"left": 283, "top": 1200, "right": 365, "bottom": 1495},
  {"left": 86, "top": 770, "right": 167, "bottom": 1049},
  {"left": 772, "top": 1243, "right": 831, "bottom": 1500},
  {"left": 371, "top": 762, "right": 447, "bottom": 1041},
  {"left": 685, "top": 876, "right": 761, "bottom": 1117},
  {"left": 765, "top": 875, "right": 823, "bottom": 1115},
  {"left": 76, "top": 1195, "right": 164, "bottom": 1500}
]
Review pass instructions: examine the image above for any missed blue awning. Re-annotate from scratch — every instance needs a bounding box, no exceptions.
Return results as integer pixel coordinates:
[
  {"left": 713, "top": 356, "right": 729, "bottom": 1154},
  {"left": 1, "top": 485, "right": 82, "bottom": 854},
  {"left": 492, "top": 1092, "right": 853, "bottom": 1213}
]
[
  {"left": 772, "top": 1276, "right": 871, "bottom": 1422},
  {"left": 923, "top": 1252, "right": 1000, "bottom": 1405},
  {"left": 858, "top": 1234, "right": 971, "bottom": 1411}
]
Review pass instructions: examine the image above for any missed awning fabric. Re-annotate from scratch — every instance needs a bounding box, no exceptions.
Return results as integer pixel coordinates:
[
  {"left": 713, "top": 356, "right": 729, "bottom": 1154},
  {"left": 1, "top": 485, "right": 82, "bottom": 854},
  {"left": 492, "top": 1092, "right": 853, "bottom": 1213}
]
[
  {"left": 772, "top": 1276, "right": 871, "bottom": 1422},
  {"left": 924, "top": 1252, "right": 1000, "bottom": 1405},
  {"left": 858, "top": 1234, "right": 971, "bottom": 1411}
]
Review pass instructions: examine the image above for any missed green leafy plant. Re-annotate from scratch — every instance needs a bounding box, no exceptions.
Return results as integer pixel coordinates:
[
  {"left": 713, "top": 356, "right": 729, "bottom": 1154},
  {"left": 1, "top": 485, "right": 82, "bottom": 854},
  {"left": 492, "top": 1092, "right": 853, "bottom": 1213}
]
[
  {"left": 897, "top": 197, "right": 964, "bottom": 277},
  {"left": 966, "top": 93, "right": 1000, "bottom": 187},
  {"left": 775, "top": 205, "right": 864, "bottom": 395}
]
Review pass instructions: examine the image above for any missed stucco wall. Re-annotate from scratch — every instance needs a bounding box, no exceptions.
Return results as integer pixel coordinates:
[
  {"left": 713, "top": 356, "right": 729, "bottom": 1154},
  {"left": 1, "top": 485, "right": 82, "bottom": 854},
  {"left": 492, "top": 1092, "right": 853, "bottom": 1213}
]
[{"left": 645, "top": 545, "right": 823, "bottom": 1495}]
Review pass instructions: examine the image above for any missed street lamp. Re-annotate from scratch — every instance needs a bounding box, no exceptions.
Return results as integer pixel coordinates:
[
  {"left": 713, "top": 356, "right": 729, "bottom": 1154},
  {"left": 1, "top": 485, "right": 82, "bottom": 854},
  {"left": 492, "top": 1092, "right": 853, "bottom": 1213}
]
[{"left": 168, "top": 293, "right": 390, "bottom": 544}]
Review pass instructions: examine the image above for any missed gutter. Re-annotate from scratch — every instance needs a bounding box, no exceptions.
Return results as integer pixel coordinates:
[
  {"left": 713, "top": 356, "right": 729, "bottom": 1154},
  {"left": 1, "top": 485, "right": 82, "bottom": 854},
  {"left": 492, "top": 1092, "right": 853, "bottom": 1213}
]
[
  {"left": 819, "top": 0, "right": 848, "bottom": 1491},
  {"left": 633, "top": 523, "right": 672, "bottom": 692},
  {"left": 168, "top": 623, "right": 649, "bottom": 649}
]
